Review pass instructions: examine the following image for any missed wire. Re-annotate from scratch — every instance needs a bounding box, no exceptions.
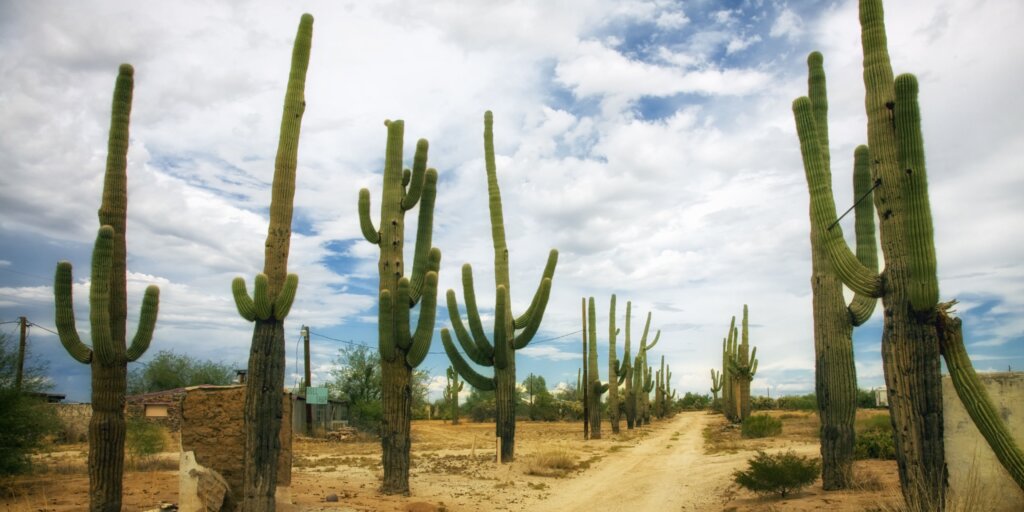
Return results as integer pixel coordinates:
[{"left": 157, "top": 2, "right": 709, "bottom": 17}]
[
  {"left": 0, "top": 320, "right": 23, "bottom": 325},
  {"left": 27, "top": 322, "right": 59, "bottom": 336}
]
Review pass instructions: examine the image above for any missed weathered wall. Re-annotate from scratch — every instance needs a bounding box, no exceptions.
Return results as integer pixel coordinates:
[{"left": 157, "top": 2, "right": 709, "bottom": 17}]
[
  {"left": 179, "top": 385, "right": 292, "bottom": 510},
  {"left": 126, "top": 388, "right": 188, "bottom": 431},
  {"left": 51, "top": 403, "right": 92, "bottom": 443},
  {"left": 943, "top": 372, "right": 1024, "bottom": 511}
]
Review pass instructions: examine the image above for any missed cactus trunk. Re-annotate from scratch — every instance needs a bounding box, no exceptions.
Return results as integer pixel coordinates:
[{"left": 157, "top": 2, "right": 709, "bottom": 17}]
[
  {"left": 623, "top": 302, "right": 635, "bottom": 429},
  {"left": 607, "top": 295, "right": 621, "bottom": 434},
  {"left": 586, "top": 298, "right": 605, "bottom": 439}
]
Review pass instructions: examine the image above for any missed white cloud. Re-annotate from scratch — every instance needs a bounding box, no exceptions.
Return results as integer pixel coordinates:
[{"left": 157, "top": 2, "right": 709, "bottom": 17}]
[{"left": 770, "top": 7, "right": 803, "bottom": 40}]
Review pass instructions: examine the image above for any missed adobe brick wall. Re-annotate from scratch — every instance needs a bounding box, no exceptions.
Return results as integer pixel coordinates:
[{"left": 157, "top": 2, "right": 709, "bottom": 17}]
[
  {"left": 179, "top": 385, "right": 292, "bottom": 509},
  {"left": 943, "top": 372, "right": 1024, "bottom": 511},
  {"left": 125, "top": 388, "right": 188, "bottom": 431}
]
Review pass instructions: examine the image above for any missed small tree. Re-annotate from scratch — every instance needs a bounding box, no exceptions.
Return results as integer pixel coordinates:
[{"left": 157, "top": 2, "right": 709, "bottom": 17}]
[
  {"left": 0, "top": 332, "right": 59, "bottom": 476},
  {"left": 127, "top": 350, "right": 236, "bottom": 394},
  {"left": 734, "top": 450, "right": 820, "bottom": 498}
]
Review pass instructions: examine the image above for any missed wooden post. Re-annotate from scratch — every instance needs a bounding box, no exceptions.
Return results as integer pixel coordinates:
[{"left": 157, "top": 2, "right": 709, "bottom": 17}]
[{"left": 15, "top": 316, "right": 27, "bottom": 391}]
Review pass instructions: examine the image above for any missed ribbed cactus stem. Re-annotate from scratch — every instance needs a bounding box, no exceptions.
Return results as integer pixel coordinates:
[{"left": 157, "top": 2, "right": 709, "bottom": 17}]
[
  {"left": 586, "top": 297, "right": 605, "bottom": 439},
  {"left": 607, "top": 294, "right": 622, "bottom": 433}
]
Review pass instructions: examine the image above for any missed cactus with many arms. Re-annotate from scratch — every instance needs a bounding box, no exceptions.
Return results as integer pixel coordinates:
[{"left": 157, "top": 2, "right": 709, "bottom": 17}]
[
  {"left": 793, "top": 0, "right": 1024, "bottom": 503},
  {"left": 357, "top": 118, "right": 441, "bottom": 494},
  {"left": 798, "top": 50, "right": 880, "bottom": 490},
  {"left": 441, "top": 111, "right": 557, "bottom": 462},
  {"left": 606, "top": 295, "right": 627, "bottom": 433},
  {"left": 228, "top": 14, "right": 311, "bottom": 509},
  {"left": 54, "top": 64, "right": 159, "bottom": 512},
  {"left": 629, "top": 310, "right": 660, "bottom": 427},
  {"left": 585, "top": 297, "right": 609, "bottom": 438},
  {"left": 444, "top": 367, "right": 464, "bottom": 425},
  {"left": 727, "top": 305, "right": 758, "bottom": 421}
]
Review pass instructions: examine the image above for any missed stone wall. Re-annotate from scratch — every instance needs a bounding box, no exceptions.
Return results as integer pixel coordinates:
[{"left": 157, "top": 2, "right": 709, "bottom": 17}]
[
  {"left": 943, "top": 372, "right": 1024, "bottom": 511},
  {"left": 179, "top": 385, "right": 292, "bottom": 510},
  {"left": 51, "top": 403, "right": 92, "bottom": 443},
  {"left": 126, "top": 388, "right": 188, "bottom": 431}
]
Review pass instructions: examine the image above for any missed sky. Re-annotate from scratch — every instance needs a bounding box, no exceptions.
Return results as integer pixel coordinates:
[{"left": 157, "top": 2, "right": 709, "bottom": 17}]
[{"left": 0, "top": 0, "right": 1021, "bottom": 404}]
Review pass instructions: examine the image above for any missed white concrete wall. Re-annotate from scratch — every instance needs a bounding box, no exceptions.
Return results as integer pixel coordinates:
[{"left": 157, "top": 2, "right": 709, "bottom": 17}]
[{"left": 943, "top": 372, "right": 1024, "bottom": 511}]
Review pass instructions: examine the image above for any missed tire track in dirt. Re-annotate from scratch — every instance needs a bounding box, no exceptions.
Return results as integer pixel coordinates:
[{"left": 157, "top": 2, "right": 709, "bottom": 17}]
[{"left": 535, "top": 412, "right": 745, "bottom": 512}]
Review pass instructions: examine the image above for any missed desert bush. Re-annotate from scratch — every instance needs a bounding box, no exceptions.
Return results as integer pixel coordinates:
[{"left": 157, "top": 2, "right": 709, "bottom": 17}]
[
  {"left": 348, "top": 400, "right": 383, "bottom": 433},
  {"left": 741, "top": 414, "right": 782, "bottom": 438},
  {"left": 750, "top": 396, "right": 775, "bottom": 410},
  {"left": 733, "top": 450, "right": 820, "bottom": 497},
  {"left": 775, "top": 393, "right": 817, "bottom": 411},
  {"left": 126, "top": 418, "right": 166, "bottom": 458},
  {"left": 854, "top": 415, "right": 896, "bottom": 460},
  {"left": 525, "top": 449, "right": 577, "bottom": 477},
  {"left": 0, "top": 390, "right": 60, "bottom": 475}
]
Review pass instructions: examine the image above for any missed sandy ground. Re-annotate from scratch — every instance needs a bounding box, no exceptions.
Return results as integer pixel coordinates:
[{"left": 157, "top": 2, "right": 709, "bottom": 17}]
[{"left": 1, "top": 410, "right": 900, "bottom": 511}]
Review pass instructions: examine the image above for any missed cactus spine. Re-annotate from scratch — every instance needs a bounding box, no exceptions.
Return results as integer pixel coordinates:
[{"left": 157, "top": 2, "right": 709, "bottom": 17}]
[
  {"left": 358, "top": 118, "right": 441, "bottom": 494},
  {"left": 606, "top": 295, "right": 627, "bottom": 433},
  {"left": 228, "top": 14, "right": 311, "bottom": 509},
  {"left": 585, "top": 297, "right": 609, "bottom": 438},
  {"left": 798, "top": 50, "right": 881, "bottom": 490},
  {"left": 441, "top": 111, "right": 558, "bottom": 462},
  {"left": 444, "top": 366, "right": 464, "bottom": 425},
  {"left": 53, "top": 64, "right": 159, "bottom": 512},
  {"left": 792, "top": 0, "right": 1024, "bottom": 504}
]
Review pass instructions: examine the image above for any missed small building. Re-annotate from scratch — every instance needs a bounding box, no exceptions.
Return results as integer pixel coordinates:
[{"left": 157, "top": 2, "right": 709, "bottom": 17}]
[
  {"left": 291, "top": 394, "right": 348, "bottom": 435},
  {"left": 873, "top": 387, "right": 888, "bottom": 407}
]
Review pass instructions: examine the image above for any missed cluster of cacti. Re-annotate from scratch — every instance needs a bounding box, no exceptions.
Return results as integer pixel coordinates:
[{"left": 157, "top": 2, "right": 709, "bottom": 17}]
[
  {"left": 793, "top": 0, "right": 1024, "bottom": 504},
  {"left": 444, "top": 366, "right": 464, "bottom": 425},
  {"left": 627, "top": 307, "right": 660, "bottom": 428},
  {"left": 54, "top": 63, "right": 160, "bottom": 512},
  {"left": 440, "top": 111, "right": 558, "bottom": 463},
  {"left": 228, "top": 15, "right": 311, "bottom": 509},
  {"left": 797, "top": 50, "right": 880, "bottom": 490},
  {"left": 357, "top": 118, "right": 441, "bottom": 494},
  {"left": 654, "top": 355, "right": 675, "bottom": 419},
  {"left": 717, "top": 306, "right": 757, "bottom": 423}
]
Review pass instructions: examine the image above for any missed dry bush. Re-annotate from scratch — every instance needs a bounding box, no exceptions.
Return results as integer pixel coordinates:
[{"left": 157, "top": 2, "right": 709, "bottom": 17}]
[{"left": 525, "top": 449, "right": 577, "bottom": 477}]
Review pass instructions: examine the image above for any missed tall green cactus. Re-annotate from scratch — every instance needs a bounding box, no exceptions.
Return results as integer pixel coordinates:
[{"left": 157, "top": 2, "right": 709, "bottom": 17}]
[
  {"left": 710, "top": 369, "right": 723, "bottom": 411},
  {"left": 640, "top": 363, "right": 655, "bottom": 424},
  {"left": 53, "top": 64, "right": 159, "bottom": 512},
  {"left": 229, "top": 15, "right": 311, "bottom": 510},
  {"left": 444, "top": 367, "right": 464, "bottom": 425},
  {"left": 798, "top": 51, "right": 880, "bottom": 490},
  {"left": 721, "top": 317, "right": 738, "bottom": 422},
  {"left": 358, "top": 118, "right": 441, "bottom": 494},
  {"left": 585, "top": 297, "right": 609, "bottom": 439},
  {"left": 606, "top": 295, "right": 627, "bottom": 434},
  {"left": 727, "top": 305, "right": 758, "bottom": 422},
  {"left": 792, "top": 0, "right": 1024, "bottom": 505},
  {"left": 629, "top": 312, "right": 660, "bottom": 427},
  {"left": 441, "top": 111, "right": 557, "bottom": 463}
]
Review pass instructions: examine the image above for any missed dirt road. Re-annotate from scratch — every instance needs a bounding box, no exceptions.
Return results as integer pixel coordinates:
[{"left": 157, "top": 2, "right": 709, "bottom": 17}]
[{"left": 536, "top": 412, "right": 746, "bottom": 512}]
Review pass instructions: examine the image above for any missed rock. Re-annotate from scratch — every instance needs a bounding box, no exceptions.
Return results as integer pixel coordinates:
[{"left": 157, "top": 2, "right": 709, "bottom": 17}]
[
  {"left": 179, "top": 451, "right": 231, "bottom": 512},
  {"left": 325, "top": 493, "right": 339, "bottom": 502}
]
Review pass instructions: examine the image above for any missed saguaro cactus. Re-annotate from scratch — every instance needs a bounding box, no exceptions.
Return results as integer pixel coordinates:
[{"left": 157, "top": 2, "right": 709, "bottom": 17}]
[
  {"left": 728, "top": 305, "right": 758, "bottom": 421},
  {"left": 798, "top": 51, "right": 881, "bottom": 490},
  {"left": 720, "top": 317, "right": 738, "bottom": 422},
  {"left": 230, "top": 14, "right": 311, "bottom": 509},
  {"left": 792, "top": 0, "right": 1024, "bottom": 505},
  {"left": 606, "top": 295, "right": 627, "bottom": 434},
  {"left": 444, "top": 366, "right": 464, "bottom": 425},
  {"left": 630, "top": 312, "right": 660, "bottom": 427},
  {"left": 357, "top": 119, "right": 441, "bottom": 494},
  {"left": 441, "top": 111, "right": 558, "bottom": 463},
  {"left": 54, "top": 64, "right": 159, "bottom": 512},
  {"left": 710, "top": 369, "right": 723, "bottom": 410},
  {"left": 585, "top": 297, "right": 609, "bottom": 439}
]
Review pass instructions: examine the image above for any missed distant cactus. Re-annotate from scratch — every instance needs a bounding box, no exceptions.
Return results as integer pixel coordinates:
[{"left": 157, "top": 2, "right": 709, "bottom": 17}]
[
  {"left": 585, "top": 297, "right": 609, "bottom": 439},
  {"left": 358, "top": 118, "right": 441, "bottom": 494},
  {"left": 53, "top": 63, "right": 159, "bottom": 512},
  {"left": 441, "top": 111, "right": 558, "bottom": 463},
  {"left": 444, "top": 367, "right": 464, "bottom": 425},
  {"left": 630, "top": 310, "right": 660, "bottom": 427},
  {"left": 710, "top": 369, "right": 723, "bottom": 410},
  {"left": 728, "top": 305, "right": 758, "bottom": 422},
  {"left": 229, "top": 14, "right": 312, "bottom": 509},
  {"left": 607, "top": 295, "right": 627, "bottom": 434}
]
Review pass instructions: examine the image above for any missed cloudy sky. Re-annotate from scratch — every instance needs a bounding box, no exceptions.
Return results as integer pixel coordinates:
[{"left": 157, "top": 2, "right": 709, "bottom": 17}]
[{"left": 1, "top": 0, "right": 1021, "bottom": 404}]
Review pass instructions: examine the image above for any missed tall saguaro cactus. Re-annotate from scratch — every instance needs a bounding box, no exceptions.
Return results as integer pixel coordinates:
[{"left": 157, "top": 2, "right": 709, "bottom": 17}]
[
  {"left": 710, "top": 369, "right": 723, "bottom": 410},
  {"left": 441, "top": 111, "right": 558, "bottom": 463},
  {"left": 230, "top": 14, "right": 311, "bottom": 510},
  {"left": 798, "top": 51, "right": 881, "bottom": 490},
  {"left": 720, "top": 317, "right": 738, "bottom": 422},
  {"left": 606, "top": 295, "right": 627, "bottom": 433},
  {"left": 728, "top": 305, "right": 758, "bottom": 422},
  {"left": 54, "top": 64, "right": 159, "bottom": 512},
  {"left": 585, "top": 297, "right": 609, "bottom": 439},
  {"left": 358, "top": 119, "right": 441, "bottom": 494},
  {"left": 444, "top": 367, "right": 464, "bottom": 425},
  {"left": 630, "top": 313, "right": 660, "bottom": 427},
  {"left": 793, "top": 0, "right": 1024, "bottom": 505}
]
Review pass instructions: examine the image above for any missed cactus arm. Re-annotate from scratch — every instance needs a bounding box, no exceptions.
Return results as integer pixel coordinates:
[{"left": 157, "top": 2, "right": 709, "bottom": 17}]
[
  {"left": 937, "top": 305, "right": 1024, "bottom": 490},
  {"left": 482, "top": 111, "right": 511, "bottom": 289},
  {"left": 617, "top": 364, "right": 627, "bottom": 385},
  {"left": 273, "top": 273, "right": 299, "bottom": 319},
  {"left": 512, "top": 277, "right": 551, "bottom": 349},
  {"left": 396, "top": 278, "right": 412, "bottom": 351},
  {"left": 89, "top": 226, "right": 116, "bottom": 365},
  {"left": 848, "top": 144, "right": 880, "bottom": 326},
  {"left": 125, "top": 284, "right": 159, "bottom": 362},
  {"left": 441, "top": 329, "right": 496, "bottom": 391},
  {"left": 408, "top": 171, "right": 438, "bottom": 304},
  {"left": 445, "top": 290, "right": 492, "bottom": 365},
  {"left": 401, "top": 139, "right": 428, "bottom": 210},
  {"left": 493, "top": 285, "right": 510, "bottom": 370},
  {"left": 513, "top": 249, "right": 559, "bottom": 329},
  {"left": 232, "top": 277, "right": 257, "bottom": 321},
  {"left": 407, "top": 271, "right": 439, "bottom": 368},
  {"left": 379, "top": 290, "right": 396, "bottom": 362},
  {"left": 54, "top": 261, "right": 94, "bottom": 364},
  {"left": 595, "top": 382, "right": 609, "bottom": 395},
  {"left": 253, "top": 273, "right": 272, "bottom": 320},
  {"left": 793, "top": 96, "right": 883, "bottom": 298},
  {"left": 358, "top": 189, "right": 381, "bottom": 244},
  {"left": 646, "top": 329, "right": 661, "bottom": 352},
  {"left": 459, "top": 264, "right": 494, "bottom": 353},
  {"left": 894, "top": 74, "right": 939, "bottom": 312}
]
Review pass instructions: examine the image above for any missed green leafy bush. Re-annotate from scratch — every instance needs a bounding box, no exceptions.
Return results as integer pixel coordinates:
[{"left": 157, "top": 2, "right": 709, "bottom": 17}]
[
  {"left": 733, "top": 450, "right": 820, "bottom": 497},
  {"left": 854, "top": 414, "right": 896, "bottom": 460},
  {"left": 0, "top": 390, "right": 60, "bottom": 475},
  {"left": 125, "top": 417, "right": 166, "bottom": 460},
  {"left": 775, "top": 393, "right": 817, "bottom": 411},
  {"left": 742, "top": 414, "right": 782, "bottom": 438}
]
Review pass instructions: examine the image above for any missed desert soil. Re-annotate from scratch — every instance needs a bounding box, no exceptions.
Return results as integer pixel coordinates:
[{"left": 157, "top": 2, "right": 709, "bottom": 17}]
[{"left": 1, "top": 410, "right": 899, "bottom": 511}]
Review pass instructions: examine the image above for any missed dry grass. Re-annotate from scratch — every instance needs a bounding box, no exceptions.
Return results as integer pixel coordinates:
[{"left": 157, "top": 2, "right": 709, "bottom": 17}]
[{"left": 525, "top": 449, "right": 577, "bottom": 477}]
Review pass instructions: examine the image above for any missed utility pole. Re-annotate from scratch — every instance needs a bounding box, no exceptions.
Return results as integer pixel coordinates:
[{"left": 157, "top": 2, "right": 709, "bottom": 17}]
[
  {"left": 15, "top": 317, "right": 27, "bottom": 391},
  {"left": 581, "top": 298, "right": 589, "bottom": 440},
  {"left": 302, "top": 325, "right": 313, "bottom": 435}
]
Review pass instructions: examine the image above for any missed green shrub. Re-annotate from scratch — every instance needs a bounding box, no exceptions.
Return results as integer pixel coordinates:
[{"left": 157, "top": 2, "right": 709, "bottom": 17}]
[
  {"left": 742, "top": 414, "right": 782, "bottom": 438},
  {"left": 0, "top": 390, "right": 60, "bottom": 475},
  {"left": 348, "top": 400, "right": 383, "bottom": 433},
  {"left": 775, "top": 393, "right": 817, "bottom": 411},
  {"left": 733, "top": 450, "right": 820, "bottom": 497},
  {"left": 125, "top": 417, "right": 166, "bottom": 461},
  {"left": 854, "top": 414, "right": 896, "bottom": 460}
]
